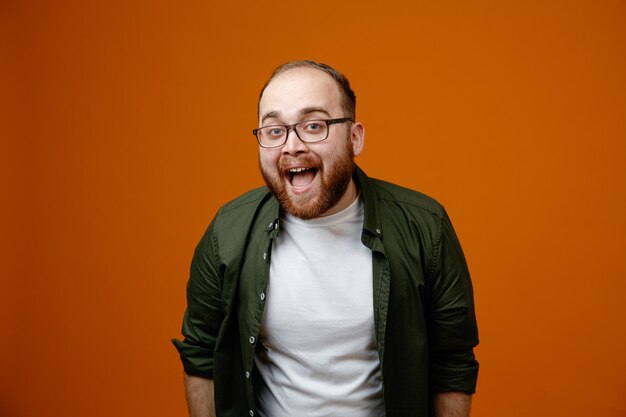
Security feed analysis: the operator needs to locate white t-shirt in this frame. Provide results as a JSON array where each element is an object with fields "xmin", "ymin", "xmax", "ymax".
[{"xmin": 254, "ymin": 196, "xmax": 384, "ymax": 417}]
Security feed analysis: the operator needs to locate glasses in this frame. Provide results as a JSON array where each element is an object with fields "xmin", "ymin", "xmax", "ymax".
[{"xmin": 252, "ymin": 117, "xmax": 354, "ymax": 148}]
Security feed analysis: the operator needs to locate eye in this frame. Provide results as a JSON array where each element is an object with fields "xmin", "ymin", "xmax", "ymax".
[
  {"xmin": 265, "ymin": 127, "xmax": 286, "ymax": 138},
  {"xmin": 303, "ymin": 121, "xmax": 322, "ymax": 132}
]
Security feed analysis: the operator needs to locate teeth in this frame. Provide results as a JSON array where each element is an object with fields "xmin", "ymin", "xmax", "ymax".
[{"xmin": 289, "ymin": 167, "xmax": 309, "ymax": 173}]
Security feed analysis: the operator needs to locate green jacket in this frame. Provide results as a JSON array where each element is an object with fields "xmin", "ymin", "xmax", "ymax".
[{"xmin": 173, "ymin": 165, "xmax": 479, "ymax": 417}]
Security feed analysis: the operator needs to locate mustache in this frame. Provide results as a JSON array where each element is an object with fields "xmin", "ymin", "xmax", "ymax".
[{"xmin": 278, "ymin": 155, "xmax": 322, "ymax": 172}]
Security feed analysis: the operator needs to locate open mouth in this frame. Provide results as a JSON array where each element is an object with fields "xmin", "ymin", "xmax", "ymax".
[{"xmin": 286, "ymin": 166, "xmax": 318, "ymax": 191}]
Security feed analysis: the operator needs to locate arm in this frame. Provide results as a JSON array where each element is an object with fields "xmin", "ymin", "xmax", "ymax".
[
  {"xmin": 172, "ymin": 220, "xmax": 224, "ymax": 412},
  {"xmin": 427, "ymin": 211, "xmax": 479, "ymax": 393},
  {"xmin": 184, "ymin": 373, "xmax": 216, "ymax": 417},
  {"xmin": 433, "ymin": 391, "xmax": 472, "ymax": 417}
]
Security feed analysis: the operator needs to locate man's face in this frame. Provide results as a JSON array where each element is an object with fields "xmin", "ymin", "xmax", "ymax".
[{"xmin": 258, "ymin": 68, "xmax": 363, "ymax": 220}]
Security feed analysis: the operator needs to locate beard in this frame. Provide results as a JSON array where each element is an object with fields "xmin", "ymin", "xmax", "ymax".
[{"xmin": 260, "ymin": 137, "xmax": 355, "ymax": 220}]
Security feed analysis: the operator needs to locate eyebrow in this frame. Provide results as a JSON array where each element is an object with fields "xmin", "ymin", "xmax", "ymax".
[
  {"xmin": 260, "ymin": 107, "xmax": 332, "ymax": 125},
  {"xmin": 300, "ymin": 107, "xmax": 331, "ymax": 117},
  {"xmin": 260, "ymin": 111, "xmax": 280, "ymax": 124}
]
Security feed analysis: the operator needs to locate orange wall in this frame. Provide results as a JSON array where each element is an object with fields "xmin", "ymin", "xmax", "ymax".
[{"xmin": 2, "ymin": 1, "xmax": 625, "ymax": 416}]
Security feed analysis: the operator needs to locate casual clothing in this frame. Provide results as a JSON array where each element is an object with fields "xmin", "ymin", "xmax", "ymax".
[
  {"xmin": 255, "ymin": 196, "xmax": 383, "ymax": 417},
  {"xmin": 173, "ymin": 165, "xmax": 479, "ymax": 417}
]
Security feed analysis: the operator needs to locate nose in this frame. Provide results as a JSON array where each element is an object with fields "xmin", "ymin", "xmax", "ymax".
[{"xmin": 281, "ymin": 128, "xmax": 309, "ymax": 155}]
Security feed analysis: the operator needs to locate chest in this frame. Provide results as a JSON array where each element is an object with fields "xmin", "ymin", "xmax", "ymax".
[{"xmin": 261, "ymin": 220, "xmax": 375, "ymax": 351}]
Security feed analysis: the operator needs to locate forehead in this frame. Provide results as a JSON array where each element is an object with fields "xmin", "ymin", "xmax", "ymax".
[{"xmin": 259, "ymin": 68, "xmax": 343, "ymax": 122}]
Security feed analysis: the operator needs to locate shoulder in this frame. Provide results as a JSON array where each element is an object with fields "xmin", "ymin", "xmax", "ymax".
[
  {"xmin": 365, "ymin": 176, "xmax": 446, "ymax": 220},
  {"xmin": 208, "ymin": 186, "xmax": 278, "ymax": 242},
  {"xmin": 218, "ymin": 186, "xmax": 273, "ymax": 215}
]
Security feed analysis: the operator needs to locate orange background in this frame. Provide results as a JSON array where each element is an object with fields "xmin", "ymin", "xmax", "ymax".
[{"xmin": 2, "ymin": 1, "xmax": 625, "ymax": 416}]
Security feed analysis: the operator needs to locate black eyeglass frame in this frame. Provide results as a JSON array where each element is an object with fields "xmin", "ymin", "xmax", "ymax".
[{"xmin": 252, "ymin": 117, "xmax": 354, "ymax": 148}]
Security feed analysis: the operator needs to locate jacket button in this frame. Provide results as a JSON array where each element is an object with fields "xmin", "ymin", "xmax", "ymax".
[
  {"xmin": 245, "ymin": 371, "xmax": 250, "ymax": 379},
  {"xmin": 249, "ymin": 336, "xmax": 255, "ymax": 344},
  {"xmin": 249, "ymin": 411, "xmax": 254, "ymax": 416},
  {"xmin": 262, "ymin": 252, "xmax": 267, "ymax": 260},
  {"xmin": 260, "ymin": 292, "xmax": 266, "ymax": 301},
  {"xmin": 376, "ymin": 228, "xmax": 381, "ymax": 234}
]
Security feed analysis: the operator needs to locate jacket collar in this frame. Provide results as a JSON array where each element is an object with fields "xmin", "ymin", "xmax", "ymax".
[{"xmin": 353, "ymin": 164, "xmax": 383, "ymax": 239}]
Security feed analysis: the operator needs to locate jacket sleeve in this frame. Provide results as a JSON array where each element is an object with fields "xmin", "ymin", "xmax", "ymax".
[
  {"xmin": 172, "ymin": 218, "xmax": 225, "ymax": 378},
  {"xmin": 426, "ymin": 210, "xmax": 479, "ymax": 394}
]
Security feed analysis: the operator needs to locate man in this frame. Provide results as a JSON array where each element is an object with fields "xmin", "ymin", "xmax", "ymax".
[{"xmin": 173, "ymin": 61, "xmax": 479, "ymax": 417}]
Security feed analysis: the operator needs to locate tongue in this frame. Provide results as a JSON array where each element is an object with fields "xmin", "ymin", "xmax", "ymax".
[{"xmin": 291, "ymin": 170, "xmax": 315, "ymax": 188}]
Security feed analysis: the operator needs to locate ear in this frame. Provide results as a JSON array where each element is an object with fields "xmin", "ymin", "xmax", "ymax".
[{"xmin": 350, "ymin": 122, "xmax": 365, "ymax": 156}]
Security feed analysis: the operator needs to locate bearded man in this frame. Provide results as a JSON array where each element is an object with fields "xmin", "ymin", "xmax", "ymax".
[{"xmin": 173, "ymin": 61, "xmax": 479, "ymax": 417}]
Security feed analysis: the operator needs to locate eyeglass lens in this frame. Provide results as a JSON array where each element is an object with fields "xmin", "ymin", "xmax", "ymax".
[{"xmin": 257, "ymin": 120, "xmax": 329, "ymax": 147}]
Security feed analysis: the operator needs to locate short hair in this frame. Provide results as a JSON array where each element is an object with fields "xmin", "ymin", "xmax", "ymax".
[{"xmin": 258, "ymin": 60, "xmax": 356, "ymax": 120}]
